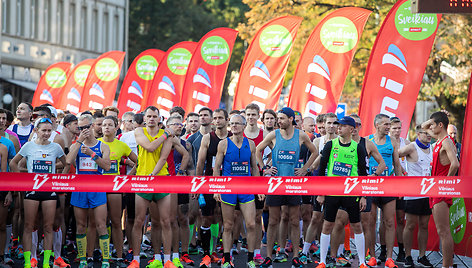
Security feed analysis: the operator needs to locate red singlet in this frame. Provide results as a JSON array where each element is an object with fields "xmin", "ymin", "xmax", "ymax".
[{"xmin": 430, "ymin": 135, "xmax": 454, "ymax": 208}]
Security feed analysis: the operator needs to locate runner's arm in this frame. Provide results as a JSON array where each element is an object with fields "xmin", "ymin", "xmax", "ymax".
[
  {"xmin": 173, "ymin": 138, "xmax": 190, "ymax": 173},
  {"xmin": 95, "ymin": 143, "xmax": 111, "ymax": 171},
  {"xmin": 185, "ymin": 142, "xmax": 196, "ymax": 175},
  {"xmin": 318, "ymin": 141, "xmax": 332, "ymax": 177},
  {"xmin": 213, "ymin": 140, "xmax": 227, "ymax": 176},
  {"xmin": 249, "ymin": 140, "xmax": 259, "ymax": 177},
  {"xmin": 135, "ymin": 127, "xmax": 171, "ymax": 152},
  {"xmin": 66, "ymin": 141, "xmax": 80, "ymax": 166},
  {"xmin": 367, "ymin": 141, "xmax": 386, "ymax": 176},
  {"xmin": 392, "ymin": 139, "xmax": 402, "ymax": 176},
  {"xmin": 196, "ymin": 134, "xmax": 210, "ymax": 176},
  {"xmin": 9, "ymin": 153, "xmax": 23, "ymax": 173},
  {"xmin": 126, "ymin": 151, "xmax": 138, "ymax": 175},
  {"xmin": 296, "ymin": 132, "xmax": 317, "ymax": 175},
  {"xmin": 0, "ymin": 144, "xmax": 7, "ymax": 172},
  {"xmin": 150, "ymin": 137, "xmax": 173, "ymax": 176},
  {"xmin": 444, "ymin": 139, "xmax": 459, "ymax": 176},
  {"xmin": 357, "ymin": 144, "xmax": 368, "ymax": 176}
]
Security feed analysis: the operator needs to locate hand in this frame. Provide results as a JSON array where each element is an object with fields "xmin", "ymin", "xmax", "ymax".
[
  {"xmin": 165, "ymin": 127, "xmax": 175, "ymax": 137},
  {"xmin": 316, "ymin": 195, "xmax": 325, "ymax": 205},
  {"xmin": 214, "ymin": 194, "xmax": 222, "ymax": 202},
  {"xmin": 294, "ymin": 168, "xmax": 307, "ymax": 176},
  {"xmin": 81, "ymin": 146, "xmax": 93, "ymax": 156},
  {"xmin": 359, "ymin": 197, "xmax": 366, "ymax": 211},
  {"xmin": 191, "ymin": 194, "xmax": 198, "ymax": 200},
  {"xmin": 263, "ymin": 166, "xmax": 277, "ymax": 176},
  {"xmin": 4, "ymin": 192, "xmax": 12, "ymax": 207},
  {"xmin": 78, "ymin": 129, "xmax": 90, "ymax": 142},
  {"xmin": 257, "ymin": 194, "xmax": 266, "ymax": 201}
]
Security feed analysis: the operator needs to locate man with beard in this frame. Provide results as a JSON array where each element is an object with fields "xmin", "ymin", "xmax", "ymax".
[{"xmin": 9, "ymin": 102, "xmax": 34, "ymax": 146}]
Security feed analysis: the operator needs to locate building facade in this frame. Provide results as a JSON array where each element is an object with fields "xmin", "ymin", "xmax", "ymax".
[{"xmin": 0, "ymin": 0, "xmax": 128, "ymax": 111}]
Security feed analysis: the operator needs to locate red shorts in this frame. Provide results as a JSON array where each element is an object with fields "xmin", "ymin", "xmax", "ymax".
[{"xmin": 429, "ymin": 197, "xmax": 453, "ymax": 208}]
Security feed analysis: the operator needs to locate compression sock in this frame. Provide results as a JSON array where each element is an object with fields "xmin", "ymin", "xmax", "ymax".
[
  {"xmin": 43, "ymin": 250, "xmax": 52, "ymax": 267},
  {"xmin": 5, "ymin": 224, "xmax": 12, "ymax": 255},
  {"xmin": 32, "ymin": 230, "xmax": 38, "ymax": 259},
  {"xmin": 354, "ymin": 233, "xmax": 365, "ymax": 265},
  {"xmin": 200, "ymin": 226, "xmax": 211, "ymax": 256},
  {"xmin": 76, "ymin": 234, "xmax": 87, "ymax": 261},
  {"xmin": 53, "ymin": 228, "xmax": 62, "ymax": 259},
  {"xmin": 24, "ymin": 251, "xmax": 31, "ymax": 266},
  {"xmin": 320, "ymin": 233, "xmax": 330, "ymax": 264},
  {"xmin": 344, "ymin": 225, "xmax": 351, "ymax": 251},
  {"xmin": 210, "ymin": 223, "xmax": 219, "ymax": 252},
  {"xmin": 98, "ymin": 234, "xmax": 110, "ymax": 261},
  {"xmin": 189, "ymin": 224, "xmax": 195, "ymax": 247}
]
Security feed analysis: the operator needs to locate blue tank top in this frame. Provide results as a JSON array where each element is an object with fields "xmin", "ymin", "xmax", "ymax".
[
  {"xmin": 173, "ymin": 139, "xmax": 187, "ymax": 174},
  {"xmin": 222, "ymin": 137, "xmax": 251, "ymax": 176},
  {"xmin": 368, "ymin": 134, "xmax": 394, "ymax": 175},
  {"xmin": 76, "ymin": 141, "xmax": 103, "ymax": 175},
  {"xmin": 12, "ymin": 124, "xmax": 33, "ymax": 146},
  {"xmin": 272, "ymin": 129, "xmax": 300, "ymax": 176}
]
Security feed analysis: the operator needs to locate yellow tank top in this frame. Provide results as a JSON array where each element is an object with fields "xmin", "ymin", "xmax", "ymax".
[{"xmin": 136, "ymin": 128, "xmax": 169, "ymax": 176}]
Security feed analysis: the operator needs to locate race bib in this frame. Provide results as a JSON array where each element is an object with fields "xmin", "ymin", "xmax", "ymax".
[
  {"xmin": 332, "ymin": 161, "xmax": 352, "ymax": 176},
  {"xmin": 32, "ymin": 160, "xmax": 53, "ymax": 173},
  {"xmin": 231, "ymin": 161, "xmax": 249, "ymax": 175},
  {"xmin": 295, "ymin": 159, "xmax": 304, "ymax": 169},
  {"xmin": 277, "ymin": 150, "xmax": 296, "ymax": 163},
  {"xmin": 79, "ymin": 157, "xmax": 98, "ymax": 172},
  {"xmin": 104, "ymin": 160, "xmax": 118, "ymax": 174},
  {"xmin": 371, "ymin": 166, "xmax": 388, "ymax": 176}
]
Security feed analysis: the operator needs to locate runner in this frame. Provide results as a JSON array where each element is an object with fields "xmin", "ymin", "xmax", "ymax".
[
  {"xmin": 10, "ymin": 118, "xmax": 67, "ymax": 268},
  {"xmin": 389, "ymin": 117, "xmax": 409, "ymax": 263},
  {"xmin": 99, "ymin": 116, "xmax": 137, "ymax": 268},
  {"xmin": 447, "ymin": 124, "xmax": 461, "ymax": 162},
  {"xmin": 66, "ymin": 114, "xmax": 111, "ymax": 268},
  {"xmin": 315, "ymin": 116, "xmax": 368, "ymax": 268},
  {"xmin": 315, "ymin": 114, "xmax": 326, "ymax": 137},
  {"xmin": 213, "ymin": 114, "xmax": 262, "ymax": 268},
  {"xmin": 184, "ymin": 113, "xmax": 200, "ymax": 140},
  {"xmin": 59, "ymin": 114, "xmax": 79, "ymax": 155},
  {"xmin": 127, "ymin": 106, "xmax": 176, "ymax": 268},
  {"xmin": 92, "ymin": 112, "xmax": 105, "ymax": 139},
  {"xmin": 0, "ymin": 109, "xmax": 20, "ymax": 153},
  {"xmin": 367, "ymin": 114, "xmax": 402, "ymax": 268},
  {"xmin": 398, "ymin": 125, "xmax": 434, "ymax": 268},
  {"xmin": 0, "ymin": 143, "xmax": 12, "ymax": 265},
  {"xmin": 9, "ymin": 102, "xmax": 34, "ymax": 146},
  {"xmin": 422, "ymin": 111, "xmax": 459, "ymax": 268},
  {"xmin": 196, "ymin": 109, "xmax": 231, "ymax": 268},
  {"xmin": 256, "ymin": 107, "xmax": 317, "ymax": 268}
]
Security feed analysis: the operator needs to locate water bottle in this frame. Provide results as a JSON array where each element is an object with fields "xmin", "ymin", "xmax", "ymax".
[{"xmin": 198, "ymin": 194, "xmax": 206, "ymax": 208}]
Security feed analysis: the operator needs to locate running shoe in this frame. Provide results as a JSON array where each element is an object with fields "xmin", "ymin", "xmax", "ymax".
[
  {"xmin": 316, "ymin": 262, "xmax": 326, "ymax": 268},
  {"xmin": 140, "ymin": 251, "xmax": 148, "ymax": 259},
  {"xmin": 247, "ymin": 260, "xmax": 256, "ymax": 268},
  {"xmin": 259, "ymin": 257, "xmax": 273, "ymax": 268},
  {"xmin": 299, "ymin": 252, "xmax": 309, "ymax": 264},
  {"xmin": 254, "ymin": 254, "xmax": 265, "ymax": 265},
  {"xmin": 101, "ymin": 261, "xmax": 110, "ymax": 268},
  {"xmin": 285, "ymin": 241, "xmax": 293, "ymax": 253},
  {"xmin": 221, "ymin": 261, "xmax": 234, "ymax": 268},
  {"xmin": 17, "ymin": 246, "xmax": 24, "ymax": 259},
  {"xmin": 172, "ymin": 257, "xmax": 183, "ymax": 268},
  {"xmin": 147, "ymin": 259, "xmax": 164, "ymax": 268},
  {"xmin": 367, "ymin": 256, "xmax": 378, "ymax": 267},
  {"xmin": 359, "ymin": 264, "xmax": 369, "ymax": 268},
  {"xmin": 78, "ymin": 260, "xmax": 88, "ymax": 268},
  {"xmin": 180, "ymin": 254, "xmax": 194, "ymax": 266},
  {"xmin": 385, "ymin": 258, "xmax": 398, "ymax": 268},
  {"xmin": 53, "ymin": 257, "xmax": 71, "ymax": 268},
  {"xmin": 210, "ymin": 252, "xmax": 220, "ymax": 264},
  {"xmin": 417, "ymin": 255, "xmax": 433, "ymax": 268},
  {"xmin": 199, "ymin": 255, "xmax": 211, "ymax": 268},
  {"xmin": 127, "ymin": 260, "xmax": 140, "ymax": 268},
  {"xmin": 291, "ymin": 256, "xmax": 304, "ymax": 268},
  {"xmin": 396, "ymin": 250, "xmax": 406, "ymax": 263},
  {"xmin": 164, "ymin": 260, "xmax": 177, "ymax": 268},
  {"xmin": 188, "ymin": 244, "xmax": 199, "ymax": 255},
  {"xmin": 310, "ymin": 243, "xmax": 319, "ymax": 253},
  {"xmin": 404, "ymin": 256, "xmax": 414, "ymax": 268},
  {"xmin": 87, "ymin": 258, "xmax": 94, "ymax": 268},
  {"xmin": 4, "ymin": 254, "xmax": 14, "ymax": 265},
  {"xmin": 272, "ymin": 245, "xmax": 279, "ymax": 255},
  {"xmin": 125, "ymin": 250, "xmax": 134, "ymax": 263},
  {"xmin": 326, "ymin": 256, "xmax": 337, "ymax": 268},
  {"xmin": 336, "ymin": 254, "xmax": 351, "ymax": 267},
  {"xmin": 241, "ymin": 239, "xmax": 248, "ymax": 253},
  {"xmin": 313, "ymin": 247, "xmax": 321, "ymax": 258},
  {"xmin": 31, "ymin": 258, "xmax": 38, "ymax": 268},
  {"xmin": 274, "ymin": 250, "xmax": 288, "ymax": 263},
  {"xmin": 115, "ymin": 258, "xmax": 128, "ymax": 268}
]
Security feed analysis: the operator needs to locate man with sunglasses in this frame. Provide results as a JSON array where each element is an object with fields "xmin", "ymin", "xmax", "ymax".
[
  {"xmin": 66, "ymin": 114, "xmax": 111, "ymax": 268},
  {"xmin": 29, "ymin": 107, "xmax": 65, "ymax": 150},
  {"xmin": 8, "ymin": 102, "xmax": 34, "ymax": 146},
  {"xmin": 398, "ymin": 125, "xmax": 434, "ymax": 268}
]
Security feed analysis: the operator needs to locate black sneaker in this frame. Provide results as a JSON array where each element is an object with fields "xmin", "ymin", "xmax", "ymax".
[
  {"xmin": 291, "ymin": 257, "xmax": 304, "ymax": 268},
  {"xmin": 404, "ymin": 256, "xmax": 414, "ymax": 268},
  {"xmin": 260, "ymin": 257, "xmax": 273, "ymax": 268},
  {"xmin": 93, "ymin": 249, "xmax": 102, "ymax": 262},
  {"xmin": 417, "ymin": 255, "xmax": 433, "ymax": 268},
  {"xmin": 396, "ymin": 250, "xmax": 406, "ymax": 263}
]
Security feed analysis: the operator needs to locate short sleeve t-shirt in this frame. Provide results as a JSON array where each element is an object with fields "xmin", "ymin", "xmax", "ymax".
[
  {"xmin": 0, "ymin": 136, "xmax": 16, "ymax": 160},
  {"xmin": 98, "ymin": 138, "xmax": 132, "ymax": 175},
  {"xmin": 19, "ymin": 141, "xmax": 64, "ymax": 173}
]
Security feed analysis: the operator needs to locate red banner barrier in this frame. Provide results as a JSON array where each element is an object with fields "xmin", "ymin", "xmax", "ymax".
[{"xmin": 0, "ymin": 173, "xmax": 468, "ymax": 197}]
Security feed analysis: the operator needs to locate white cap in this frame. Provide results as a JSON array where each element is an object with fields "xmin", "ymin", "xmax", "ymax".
[{"xmin": 48, "ymin": 106, "xmax": 58, "ymax": 117}]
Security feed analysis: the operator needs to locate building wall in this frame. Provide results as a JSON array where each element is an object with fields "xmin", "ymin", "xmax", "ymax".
[{"xmin": 0, "ymin": 0, "xmax": 128, "ymax": 110}]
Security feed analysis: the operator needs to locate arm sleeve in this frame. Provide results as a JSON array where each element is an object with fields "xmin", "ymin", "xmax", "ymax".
[
  {"xmin": 357, "ymin": 143, "xmax": 368, "ymax": 176},
  {"xmin": 318, "ymin": 141, "xmax": 332, "ymax": 177}
]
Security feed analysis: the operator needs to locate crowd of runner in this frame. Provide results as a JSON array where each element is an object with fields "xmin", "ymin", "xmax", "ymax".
[{"xmin": 0, "ymin": 102, "xmax": 461, "ymax": 268}]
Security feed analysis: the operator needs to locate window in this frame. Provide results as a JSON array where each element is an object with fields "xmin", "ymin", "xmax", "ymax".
[
  {"xmin": 16, "ymin": 0, "xmax": 23, "ymax": 36},
  {"xmin": 70, "ymin": 3, "xmax": 75, "ymax": 46},
  {"xmin": 1, "ymin": 0, "xmax": 7, "ymax": 33},
  {"xmin": 104, "ymin": 11, "xmax": 109, "ymax": 51},
  {"xmin": 91, "ymin": 8, "xmax": 97, "ymax": 50},
  {"xmin": 31, "ymin": 0, "xmax": 36, "ymax": 38},
  {"xmin": 80, "ymin": 5, "xmax": 85, "ymax": 48},
  {"xmin": 44, "ymin": 0, "xmax": 49, "ymax": 41},
  {"xmin": 57, "ymin": 0, "xmax": 62, "ymax": 43}
]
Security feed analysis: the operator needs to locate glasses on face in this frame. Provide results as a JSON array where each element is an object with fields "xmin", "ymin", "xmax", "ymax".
[
  {"xmin": 168, "ymin": 123, "xmax": 184, "ymax": 127},
  {"xmin": 229, "ymin": 122, "xmax": 244, "ymax": 126},
  {"xmin": 78, "ymin": 124, "xmax": 92, "ymax": 131},
  {"xmin": 356, "ymin": 123, "xmax": 362, "ymax": 127},
  {"xmin": 123, "ymin": 119, "xmax": 133, "ymax": 123}
]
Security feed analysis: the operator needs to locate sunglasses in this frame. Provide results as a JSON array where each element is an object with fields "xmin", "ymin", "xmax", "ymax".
[
  {"xmin": 229, "ymin": 122, "xmax": 244, "ymax": 126},
  {"xmin": 37, "ymin": 118, "xmax": 52, "ymax": 124},
  {"xmin": 168, "ymin": 123, "xmax": 184, "ymax": 127},
  {"xmin": 78, "ymin": 124, "xmax": 92, "ymax": 131},
  {"xmin": 32, "ymin": 113, "xmax": 48, "ymax": 119}
]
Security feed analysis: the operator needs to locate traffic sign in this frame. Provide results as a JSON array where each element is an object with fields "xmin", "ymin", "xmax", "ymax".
[{"xmin": 336, "ymin": 103, "xmax": 347, "ymax": 119}]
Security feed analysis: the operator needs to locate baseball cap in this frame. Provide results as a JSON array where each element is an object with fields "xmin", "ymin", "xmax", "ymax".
[
  {"xmin": 48, "ymin": 106, "xmax": 58, "ymax": 117},
  {"xmin": 278, "ymin": 107, "xmax": 297, "ymax": 125},
  {"xmin": 63, "ymin": 114, "xmax": 78, "ymax": 126},
  {"xmin": 334, "ymin": 116, "xmax": 356, "ymax": 127}
]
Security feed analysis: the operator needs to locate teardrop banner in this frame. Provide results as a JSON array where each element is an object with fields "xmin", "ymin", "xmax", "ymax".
[
  {"xmin": 32, "ymin": 62, "xmax": 72, "ymax": 107},
  {"xmin": 56, "ymin": 59, "xmax": 96, "ymax": 115},
  {"xmin": 288, "ymin": 8, "xmax": 371, "ymax": 118},
  {"xmin": 79, "ymin": 51, "xmax": 126, "ymax": 111},
  {"xmin": 358, "ymin": 0, "xmax": 441, "ymax": 137},
  {"xmin": 144, "ymin": 42, "xmax": 197, "ymax": 119},
  {"xmin": 232, "ymin": 16, "xmax": 303, "ymax": 111},
  {"xmin": 180, "ymin": 28, "xmax": 238, "ymax": 113},
  {"xmin": 116, "ymin": 49, "xmax": 166, "ymax": 116}
]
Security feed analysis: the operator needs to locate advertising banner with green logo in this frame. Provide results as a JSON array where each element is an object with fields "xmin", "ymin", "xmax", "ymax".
[
  {"xmin": 79, "ymin": 51, "xmax": 125, "ymax": 112},
  {"xmin": 32, "ymin": 62, "xmax": 72, "ymax": 107},
  {"xmin": 144, "ymin": 42, "xmax": 197, "ymax": 119},
  {"xmin": 232, "ymin": 16, "xmax": 302, "ymax": 111},
  {"xmin": 116, "ymin": 49, "xmax": 165, "ymax": 116},
  {"xmin": 287, "ymin": 7, "xmax": 371, "ymax": 119},
  {"xmin": 358, "ymin": 0, "xmax": 441, "ymax": 138},
  {"xmin": 180, "ymin": 28, "xmax": 238, "ymax": 113},
  {"xmin": 57, "ymin": 59, "xmax": 97, "ymax": 115}
]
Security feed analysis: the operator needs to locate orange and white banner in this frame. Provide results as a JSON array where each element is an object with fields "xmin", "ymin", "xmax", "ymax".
[
  {"xmin": 32, "ymin": 62, "xmax": 72, "ymax": 107},
  {"xmin": 232, "ymin": 16, "xmax": 302, "ymax": 111},
  {"xmin": 288, "ymin": 8, "xmax": 371, "ymax": 118}
]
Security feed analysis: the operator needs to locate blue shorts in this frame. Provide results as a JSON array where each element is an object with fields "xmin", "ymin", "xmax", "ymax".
[
  {"xmin": 71, "ymin": 192, "xmax": 107, "ymax": 209},
  {"xmin": 221, "ymin": 194, "xmax": 254, "ymax": 206}
]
